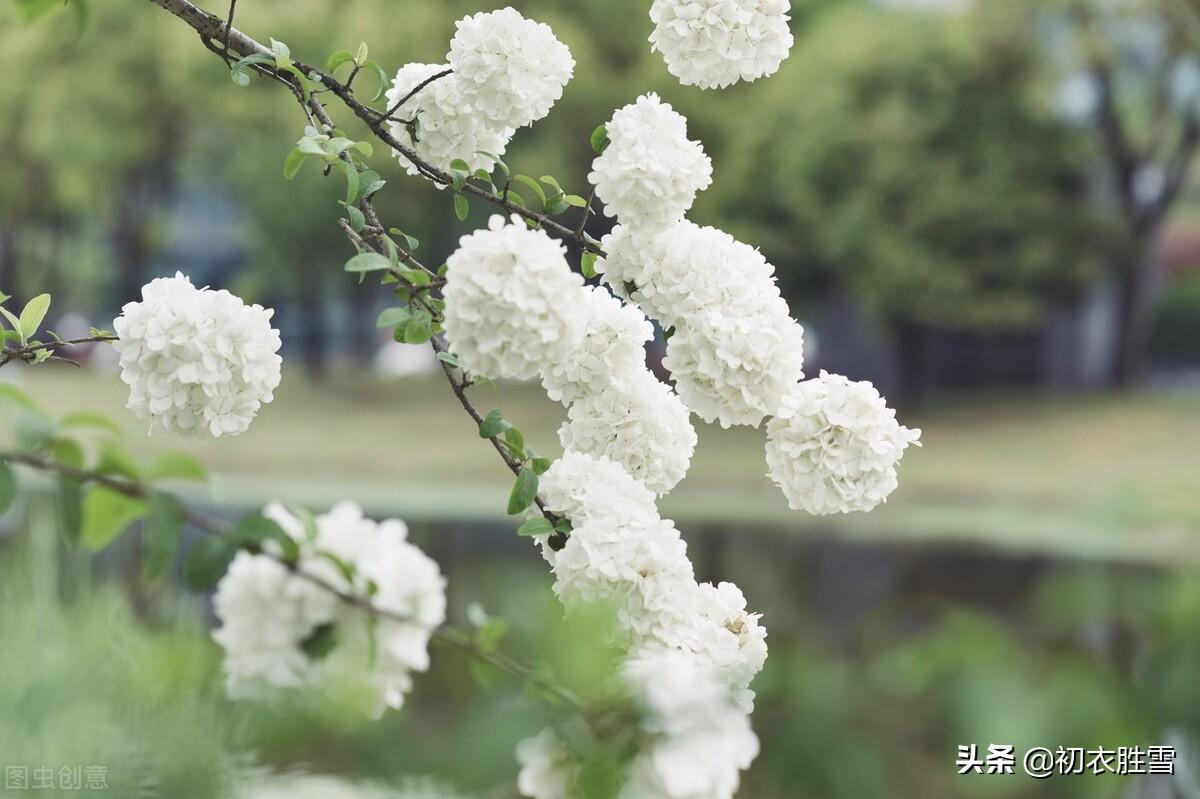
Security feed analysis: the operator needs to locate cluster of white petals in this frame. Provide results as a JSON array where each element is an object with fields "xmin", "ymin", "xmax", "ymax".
[
  {"xmin": 515, "ymin": 728, "xmax": 579, "ymax": 799},
  {"xmin": 665, "ymin": 306, "xmax": 805, "ymax": 428},
  {"xmin": 386, "ymin": 8, "xmax": 573, "ymax": 176},
  {"xmin": 649, "ymin": 581, "xmax": 768, "ymax": 712},
  {"xmin": 112, "ymin": 272, "xmax": 281, "ymax": 437},
  {"xmin": 558, "ymin": 371, "xmax": 697, "ymax": 495},
  {"xmin": 588, "ymin": 94, "xmax": 712, "ymax": 229},
  {"xmin": 540, "ymin": 286, "xmax": 653, "ymax": 405},
  {"xmin": 649, "ymin": 0, "xmax": 794, "ymax": 89},
  {"xmin": 449, "ymin": 8, "xmax": 575, "ymax": 130},
  {"xmin": 599, "ymin": 222, "xmax": 782, "ymax": 328},
  {"xmin": 765, "ymin": 371, "xmax": 922, "ymax": 514},
  {"xmin": 443, "ymin": 215, "xmax": 585, "ymax": 380},
  {"xmin": 618, "ymin": 650, "xmax": 760, "ymax": 799},
  {"xmin": 385, "ymin": 63, "xmax": 513, "ymax": 178},
  {"xmin": 213, "ymin": 502, "xmax": 446, "ymax": 718}
]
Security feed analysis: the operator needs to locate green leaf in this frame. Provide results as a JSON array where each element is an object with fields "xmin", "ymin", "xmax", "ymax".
[
  {"xmin": 355, "ymin": 41, "xmax": 369, "ymax": 65},
  {"xmin": 565, "ymin": 194, "xmax": 588, "ymax": 208},
  {"xmin": 234, "ymin": 513, "xmax": 299, "ymax": 563},
  {"xmin": 450, "ymin": 158, "xmax": 470, "ymax": 173},
  {"xmin": 0, "ymin": 461, "xmax": 16, "ymax": 516},
  {"xmin": 581, "ymin": 251, "xmax": 599, "ymax": 279},
  {"xmin": 507, "ymin": 467, "xmax": 538, "ymax": 515},
  {"xmin": 18, "ymin": 294, "xmax": 50, "ymax": 339},
  {"xmin": 58, "ymin": 478, "xmax": 82, "ymax": 545},
  {"xmin": 338, "ymin": 160, "xmax": 360, "ymax": 206},
  {"xmin": 0, "ymin": 383, "xmax": 39, "ymax": 411},
  {"xmin": 363, "ymin": 59, "xmax": 390, "ymax": 102},
  {"xmin": 59, "ymin": 410, "xmax": 121, "ymax": 434},
  {"xmin": 270, "ymin": 37, "xmax": 292, "ymax": 68},
  {"xmin": 539, "ymin": 175, "xmax": 563, "ymax": 193},
  {"xmin": 478, "ymin": 409, "xmax": 510, "ymax": 439},
  {"xmin": 503, "ymin": 426, "xmax": 525, "ymax": 454},
  {"xmin": 0, "ymin": 306, "xmax": 25, "ymax": 343},
  {"xmin": 590, "ymin": 124, "xmax": 609, "ymax": 154},
  {"xmin": 15, "ymin": 411, "xmax": 56, "ymax": 451},
  {"xmin": 531, "ymin": 457, "xmax": 552, "ymax": 475},
  {"xmin": 145, "ymin": 452, "xmax": 208, "ymax": 483},
  {"xmin": 95, "ymin": 443, "xmax": 141, "ymax": 481},
  {"xmin": 326, "ymin": 50, "xmax": 355, "ymax": 73},
  {"xmin": 50, "ymin": 438, "xmax": 84, "ymax": 470},
  {"xmin": 344, "ymin": 203, "xmax": 366, "ymax": 232},
  {"xmin": 283, "ymin": 147, "xmax": 306, "ymax": 180},
  {"xmin": 143, "ymin": 491, "xmax": 184, "ymax": 581},
  {"xmin": 183, "ymin": 536, "xmax": 235, "ymax": 592},
  {"xmin": 435, "ymin": 351, "xmax": 459, "ymax": 368},
  {"xmin": 516, "ymin": 516, "xmax": 554, "ymax": 537},
  {"xmin": 301, "ymin": 622, "xmax": 339, "ymax": 661},
  {"xmin": 353, "ymin": 140, "xmax": 374, "ymax": 158},
  {"xmin": 376, "ymin": 307, "xmax": 411, "ymax": 328},
  {"xmin": 81, "ymin": 487, "xmax": 146, "ymax": 552},
  {"xmin": 344, "ymin": 252, "xmax": 392, "ymax": 273},
  {"xmin": 512, "ymin": 174, "xmax": 547, "ymax": 207},
  {"xmin": 453, "ymin": 192, "xmax": 469, "ymax": 221}
]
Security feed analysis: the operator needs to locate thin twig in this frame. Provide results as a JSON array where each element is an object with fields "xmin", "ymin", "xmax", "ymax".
[
  {"xmin": 0, "ymin": 334, "xmax": 117, "ymax": 368},
  {"xmin": 379, "ymin": 67, "xmax": 452, "ymax": 122},
  {"xmin": 0, "ymin": 449, "xmax": 585, "ymax": 712}
]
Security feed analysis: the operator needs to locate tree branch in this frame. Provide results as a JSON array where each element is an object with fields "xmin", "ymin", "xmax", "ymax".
[
  {"xmin": 0, "ymin": 334, "xmax": 117, "ymax": 368},
  {"xmin": 0, "ymin": 449, "xmax": 585, "ymax": 712}
]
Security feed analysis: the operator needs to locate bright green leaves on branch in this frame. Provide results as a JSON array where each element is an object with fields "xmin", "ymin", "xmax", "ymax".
[
  {"xmin": 0, "ymin": 292, "xmax": 55, "ymax": 361},
  {"xmin": 326, "ymin": 42, "xmax": 389, "ymax": 101},
  {"xmin": 590, "ymin": 124, "xmax": 610, "ymax": 155},
  {"xmin": 476, "ymin": 409, "xmax": 551, "ymax": 518}
]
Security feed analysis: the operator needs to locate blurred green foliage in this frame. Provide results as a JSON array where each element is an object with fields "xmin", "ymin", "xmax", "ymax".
[
  {"xmin": 1148, "ymin": 273, "xmax": 1200, "ymax": 366},
  {"xmin": 0, "ymin": 0, "xmax": 1115, "ymax": 350}
]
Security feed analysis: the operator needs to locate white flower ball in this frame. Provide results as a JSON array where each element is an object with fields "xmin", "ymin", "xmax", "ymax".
[
  {"xmin": 664, "ymin": 307, "xmax": 805, "ymax": 428},
  {"xmin": 588, "ymin": 94, "xmax": 712, "ymax": 229},
  {"xmin": 558, "ymin": 371, "xmax": 697, "ymax": 495},
  {"xmin": 515, "ymin": 728, "xmax": 578, "ymax": 799},
  {"xmin": 385, "ymin": 63, "xmax": 513, "ymax": 178},
  {"xmin": 538, "ymin": 451, "xmax": 659, "ymax": 526},
  {"xmin": 649, "ymin": 0, "xmax": 794, "ymax": 90},
  {"xmin": 651, "ymin": 581, "xmax": 767, "ymax": 712},
  {"xmin": 443, "ymin": 215, "xmax": 586, "ymax": 380},
  {"xmin": 618, "ymin": 649, "xmax": 760, "ymax": 799},
  {"xmin": 599, "ymin": 221, "xmax": 783, "ymax": 328},
  {"xmin": 213, "ymin": 502, "xmax": 446, "ymax": 718},
  {"xmin": 548, "ymin": 512, "xmax": 697, "ymax": 644},
  {"xmin": 448, "ymin": 7, "xmax": 575, "ymax": 130},
  {"xmin": 765, "ymin": 371, "xmax": 922, "ymax": 514},
  {"xmin": 113, "ymin": 272, "xmax": 281, "ymax": 437},
  {"xmin": 541, "ymin": 285, "xmax": 653, "ymax": 405}
]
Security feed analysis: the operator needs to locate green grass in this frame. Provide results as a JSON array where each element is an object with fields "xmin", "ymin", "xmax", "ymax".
[{"xmin": 10, "ymin": 368, "xmax": 1200, "ymax": 562}]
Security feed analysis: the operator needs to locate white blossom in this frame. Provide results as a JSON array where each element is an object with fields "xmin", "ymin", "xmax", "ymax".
[
  {"xmin": 443, "ymin": 215, "xmax": 586, "ymax": 380},
  {"xmin": 649, "ymin": 582, "xmax": 767, "ymax": 712},
  {"xmin": 212, "ymin": 502, "xmax": 446, "ymax": 718},
  {"xmin": 558, "ymin": 370, "xmax": 697, "ymax": 495},
  {"xmin": 599, "ymin": 221, "xmax": 783, "ymax": 329},
  {"xmin": 384, "ymin": 63, "xmax": 513, "ymax": 178},
  {"xmin": 588, "ymin": 94, "xmax": 712, "ymax": 229},
  {"xmin": 113, "ymin": 272, "xmax": 281, "ymax": 437},
  {"xmin": 540, "ymin": 286, "xmax": 653, "ymax": 405},
  {"xmin": 448, "ymin": 7, "xmax": 575, "ymax": 130},
  {"xmin": 765, "ymin": 371, "xmax": 922, "ymax": 514},
  {"xmin": 664, "ymin": 306, "xmax": 806, "ymax": 428},
  {"xmin": 649, "ymin": 0, "xmax": 794, "ymax": 90},
  {"xmin": 619, "ymin": 650, "xmax": 759, "ymax": 799},
  {"xmin": 516, "ymin": 728, "xmax": 578, "ymax": 799},
  {"xmin": 538, "ymin": 451, "xmax": 659, "ymax": 527}
]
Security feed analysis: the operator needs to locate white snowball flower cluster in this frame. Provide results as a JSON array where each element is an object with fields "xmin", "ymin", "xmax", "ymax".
[
  {"xmin": 443, "ymin": 215, "xmax": 585, "ymax": 381},
  {"xmin": 588, "ymin": 94, "xmax": 712, "ymax": 229},
  {"xmin": 112, "ymin": 272, "xmax": 281, "ymax": 437},
  {"xmin": 618, "ymin": 650, "xmax": 760, "ymax": 799},
  {"xmin": 448, "ymin": 8, "xmax": 575, "ymax": 130},
  {"xmin": 385, "ymin": 63, "xmax": 513, "ymax": 178},
  {"xmin": 649, "ymin": 0, "xmax": 794, "ymax": 89},
  {"xmin": 386, "ymin": 8, "xmax": 573, "ymax": 175},
  {"xmin": 540, "ymin": 286, "xmax": 653, "ymax": 405},
  {"xmin": 213, "ymin": 502, "xmax": 446, "ymax": 719},
  {"xmin": 558, "ymin": 371, "xmax": 696, "ymax": 495},
  {"xmin": 765, "ymin": 371, "xmax": 922, "ymax": 514}
]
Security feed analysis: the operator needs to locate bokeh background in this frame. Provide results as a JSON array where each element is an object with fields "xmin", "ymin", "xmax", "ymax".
[{"xmin": 2, "ymin": 0, "xmax": 1200, "ymax": 796}]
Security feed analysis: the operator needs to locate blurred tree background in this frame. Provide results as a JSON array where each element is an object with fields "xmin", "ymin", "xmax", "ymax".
[{"xmin": 5, "ymin": 0, "xmax": 1199, "ymax": 389}]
